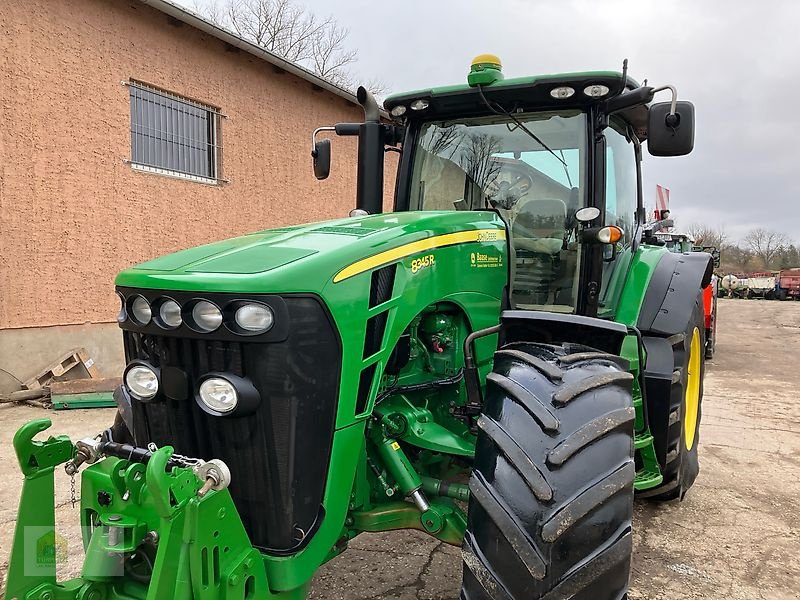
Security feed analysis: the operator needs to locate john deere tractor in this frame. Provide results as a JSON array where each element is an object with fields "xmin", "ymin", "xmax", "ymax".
[{"xmin": 7, "ymin": 56, "xmax": 710, "ymax": 600}]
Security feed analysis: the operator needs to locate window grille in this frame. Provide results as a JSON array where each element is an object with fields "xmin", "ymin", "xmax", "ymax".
[{"xmin": 128, "ymin": 81, "xmax": 223, "ymax": 183}]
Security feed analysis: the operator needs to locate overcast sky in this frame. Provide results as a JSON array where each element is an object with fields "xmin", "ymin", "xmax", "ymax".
[{"xmin": 184, "ymin": 0, "xmax": 799, "ymax": 243}]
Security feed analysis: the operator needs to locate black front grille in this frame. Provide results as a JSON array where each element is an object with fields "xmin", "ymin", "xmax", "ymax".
[{"xmin": 123, "ymin": 296, "xmax": 341, "ymax": 553}]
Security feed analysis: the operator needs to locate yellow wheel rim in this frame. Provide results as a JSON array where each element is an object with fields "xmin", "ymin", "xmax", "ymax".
[{"xmin": 684, "ymin": 328, "xmax": 702, "ymax": 451}]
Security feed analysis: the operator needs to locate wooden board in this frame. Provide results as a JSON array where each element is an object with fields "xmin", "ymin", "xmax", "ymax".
[{"xmin": 49, "ymin": 377, "xmax": 121, "ymax": 396}]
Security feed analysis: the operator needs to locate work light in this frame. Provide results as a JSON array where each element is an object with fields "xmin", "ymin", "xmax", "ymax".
[
  {"xmin": 234, "ymin": 303, "xmax": 274, "ymax": 333},
  {"xmin": 191, "ymin": 300, "xmax": 223, "ymax": 332},
  {"xmin": 550, "ymin": 86, "xmax": 575, "ymax": 99},
  {"xmin": 584, "ymin": 84, "xmax": 610, "ymax": 98},
  {"xmin": 158, "ymin": 299, "xmax": 182, "ymax": 328},
  {"xmin": 130, "ymin": 295, "xmax": 152, "ymax": 324}
]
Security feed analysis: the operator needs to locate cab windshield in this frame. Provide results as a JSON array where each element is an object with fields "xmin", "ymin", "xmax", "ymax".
[{"xmin": 408, "ymin": 110, "xmax": 587, "ymax": 312}]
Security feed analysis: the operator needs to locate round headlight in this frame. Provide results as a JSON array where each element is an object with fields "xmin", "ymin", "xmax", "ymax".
[
  {"xmin": 158, "ymin": 299, "xmax": 182, "ymax": 328},
  {"xmin": 117, "ymin": 292, "xmax": 127, "ymax": 323},
  {"xmin": 192, "ymin": 301, "xmax": 222, "ymax": 332},
  {"xmin": 390, "ymin": 105, "xmax": 407, "ymax": 117},
  {"xmin": 131, "ymin": 296, "xmax": 152, "ymax": 324},
  {"xmin": 125, "ymin": 365, "xmax": 159, "ymax": 399},
  {"xmin": 199, "ymin": 377, "xmax": 238, "ymax": 414},
  {"xmin": 235, "ymin": 303, "xmax": 274, "ymax": 333},
  {"xmin": 410, "ymin": 99, "xmax": 429, "ymax": 111}
]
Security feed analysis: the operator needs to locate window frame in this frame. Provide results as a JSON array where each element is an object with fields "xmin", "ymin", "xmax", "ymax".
[{"xmin": 126, "ymin": 80, "xmax": 224, "ymax": 185}]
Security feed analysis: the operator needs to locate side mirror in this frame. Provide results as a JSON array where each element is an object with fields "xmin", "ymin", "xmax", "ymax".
[
  {"xmin": 647, "ymin": 101, "xmax": 695, "ymax": 157},
  {"xmin": 647, "ymin": 218, "xmax": 674, "ymax": 235},
  {"xmin": 312, "ymin": 139, "xmax": 331, "ymax": 180}
]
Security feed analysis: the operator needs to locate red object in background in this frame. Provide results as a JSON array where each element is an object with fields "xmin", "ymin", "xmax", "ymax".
[
  {"xmin": 703, "ymin": 283, "xmax": 714, "ymax": 329},
  {"xmin": 702, "ymin": 275, "xmax": 719, "ymax": 359},
  {"xmin": 778, "ymin": 269, "xmax": 800, "ymax": 298},
  {"xmin": 654, "ymin": 185, "xmax": 670, "ymax": 221}
]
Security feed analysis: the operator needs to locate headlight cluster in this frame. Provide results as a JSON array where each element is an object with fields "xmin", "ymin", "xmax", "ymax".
[
  {"xmin": 117, "ymin": 294, "xmax": 275, "ymax": 335},
  {"xmin": 123, "ymin": 361, "xmax": 259, "ymax": 418}
]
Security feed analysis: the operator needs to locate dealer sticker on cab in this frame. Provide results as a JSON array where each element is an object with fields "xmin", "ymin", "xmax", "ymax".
[{"xmin": 470, "ymin": 252, "xmax": 503, "ymax": 268}]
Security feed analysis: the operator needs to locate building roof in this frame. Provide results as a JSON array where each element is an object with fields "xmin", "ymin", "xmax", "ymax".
[{"xmin": 137, "ymin": 0, "xmax": 360, "ymax": 107}]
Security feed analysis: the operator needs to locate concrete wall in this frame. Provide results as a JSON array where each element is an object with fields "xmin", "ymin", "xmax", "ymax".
[
  {"xmin": 0, "ymin": 0, "xmax": 396, "ymax": 389},
  {"xmin": 0, "ymin": 323, "xmax": 125, "ymax": 387}
]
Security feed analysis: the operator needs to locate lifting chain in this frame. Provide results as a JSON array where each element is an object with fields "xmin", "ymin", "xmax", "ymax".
[
  {"xmin": 70, "ymin": 471, "xmax": 78, "ymax": 508},
  {"xmin": 147, "ymin": 442, "xmax": 204, "ymax": 469}
]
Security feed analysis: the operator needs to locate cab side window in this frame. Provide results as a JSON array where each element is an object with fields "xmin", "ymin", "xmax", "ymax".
[
  {"xmin": 605, "ymin": 121, "xmax": 637, "ymax": 246},
  {"xmin": 599, "ymin": 120, "xmax": 640, "ymax": 315}
]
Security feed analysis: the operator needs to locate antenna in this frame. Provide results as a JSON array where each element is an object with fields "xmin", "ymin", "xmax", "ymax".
[{"xmin": 621, "ymin": 58, "xmax": 628, "ymax": 89}]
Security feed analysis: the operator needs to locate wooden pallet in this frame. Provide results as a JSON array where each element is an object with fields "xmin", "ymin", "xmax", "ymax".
[{"xmin": 23, "ymin": 348, "xmax": 100, "ymax": 390}]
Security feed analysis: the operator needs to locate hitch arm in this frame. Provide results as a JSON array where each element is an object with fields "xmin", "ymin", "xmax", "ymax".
[{"xmin": 6, "ymin": 419, "xmax": 75, "ymax": 600}]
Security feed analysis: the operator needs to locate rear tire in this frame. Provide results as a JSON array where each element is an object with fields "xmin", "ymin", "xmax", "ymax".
[
  {"xmin": 639, "ymin": 295, "xmax": 705, "ymax": 501},
  {"xmin": 460, "ymin": 343, "xmax": 635, "ymax": 600}
]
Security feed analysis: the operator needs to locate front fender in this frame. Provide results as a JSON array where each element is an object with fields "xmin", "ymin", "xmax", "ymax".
[
  {"xmin": 499, "ymin": 310, "xmax": 629, "ymax": 354},
  {"xmin": 637, "ymin": 251, "xmax": 713, "ymax": 336}
]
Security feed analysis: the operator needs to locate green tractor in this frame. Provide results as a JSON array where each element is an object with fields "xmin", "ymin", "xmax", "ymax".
[{"xmin": 7, "ymin": 56, "xmax": 711, "ymax": 600}]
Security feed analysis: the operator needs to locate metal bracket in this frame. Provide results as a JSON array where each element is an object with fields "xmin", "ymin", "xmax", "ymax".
[{"xmin": 13, "ymin": 419, "xmax": 74, "ymax": 477}]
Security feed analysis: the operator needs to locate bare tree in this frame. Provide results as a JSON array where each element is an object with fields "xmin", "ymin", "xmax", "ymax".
[
  {"xmin": 744, "ymin": 227, "xmax": 789, "ymax": 270},
  {"xmin": 686, "ymin": 223, "xmax": 728, "ymax": 249},
  {"xmin": 196, "ymin": 0, "xmax": 363, "ymax": 90},
  {"xmin": 310, "ymin": 23, "xmax": 357, "ymax": 87}
]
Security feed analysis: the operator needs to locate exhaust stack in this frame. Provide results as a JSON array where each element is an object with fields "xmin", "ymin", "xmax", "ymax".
[{"xmin": 355, "ymin": 86, "xmax": 384, "ymax": 215}]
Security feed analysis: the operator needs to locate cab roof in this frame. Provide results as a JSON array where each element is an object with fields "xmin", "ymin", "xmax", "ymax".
[{"xmin": 384, "ymin": 70, "xmax": 641, "ymax": 117}]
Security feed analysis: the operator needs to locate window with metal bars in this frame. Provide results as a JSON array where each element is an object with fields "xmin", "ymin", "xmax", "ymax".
[{"xmin": 128, "ymin": 81, "xmax": 222, "ymax": 182}]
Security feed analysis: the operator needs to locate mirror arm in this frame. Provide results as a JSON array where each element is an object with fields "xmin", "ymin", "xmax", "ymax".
[
  {"xmin": 311, "ymin": 126, "xmax": 335, "ymax": 156},
  {"xmin": 642, "ymin": 218, "xmax": 674, "ymax": 244},
  {"xmin": 650, "ymin": 85, "xmax": 679, "ymax": 116},
  {"xmin": 603, "ymin": 86, "xmax": 655, "ymax": 114}
]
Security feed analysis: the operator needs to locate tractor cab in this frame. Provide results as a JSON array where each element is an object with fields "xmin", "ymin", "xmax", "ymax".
[{"xmin": 314, "ymin": 55, "xmax": 696, "ymax": 319}]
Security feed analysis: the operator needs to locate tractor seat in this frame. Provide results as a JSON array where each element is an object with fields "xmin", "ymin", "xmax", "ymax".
[
  {"xmin": 511, "ymin": 198, "xmax": 568, "ymax": 307},
  {"xmin": 511, "ymin": 198, "xmax": 567, "ymax": 253}
]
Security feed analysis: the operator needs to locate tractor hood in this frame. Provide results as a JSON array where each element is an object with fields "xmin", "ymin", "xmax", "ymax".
[{"xmin": 114, "ymin": 210, "xmax": 507, "ymax": 295}]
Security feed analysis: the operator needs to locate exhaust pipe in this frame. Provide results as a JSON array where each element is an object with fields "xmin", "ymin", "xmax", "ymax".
[
  {"xmin": 355, "ymin": 86, "xmax": 384, "ymax": 215},
  {"xmin": 357, "ymin": 86, "xmax": 381, "ymax": 123}
]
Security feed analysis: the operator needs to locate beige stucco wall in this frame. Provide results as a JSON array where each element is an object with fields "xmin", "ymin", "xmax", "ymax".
[{"xmin": 0, "ymin": 0, "xmax": 395, "ymax": 335}]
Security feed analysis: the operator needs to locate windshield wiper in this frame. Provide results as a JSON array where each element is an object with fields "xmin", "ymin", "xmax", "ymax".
[{"xmin": 476, "ymin": 85, "xmax": 573, "ymax": 185}]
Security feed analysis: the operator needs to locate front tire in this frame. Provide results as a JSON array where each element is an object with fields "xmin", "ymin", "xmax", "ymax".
[
  {"xmin": 639, "ymin": 295, "xmax": 705, "ymax": 501},
  {"xmin": 460, "ymin": 343, "xmax": 635, "ymax": 600}
]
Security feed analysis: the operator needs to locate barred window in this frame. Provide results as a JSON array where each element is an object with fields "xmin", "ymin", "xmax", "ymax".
[{"xmin": 128, "ymin": 82, "xmax": 222, "ymax": 182}]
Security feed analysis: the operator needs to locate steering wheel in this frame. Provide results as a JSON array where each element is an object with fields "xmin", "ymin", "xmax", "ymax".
[{"xmin": 486, "ymin": 170, "xmax": 533, "ymax": 210}]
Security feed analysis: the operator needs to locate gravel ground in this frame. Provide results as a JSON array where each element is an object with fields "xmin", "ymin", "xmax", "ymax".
[{"xmin": 2, "ymin": 298, "xmax": 799, "ymax": 599}]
